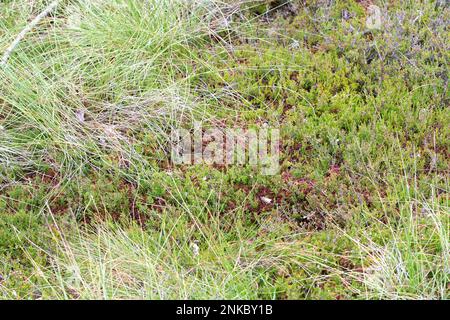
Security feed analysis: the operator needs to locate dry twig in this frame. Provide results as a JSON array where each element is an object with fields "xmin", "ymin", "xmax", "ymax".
[{"xmin": 0, "ymin": 0, "xmax": 59, "ymax": 67}]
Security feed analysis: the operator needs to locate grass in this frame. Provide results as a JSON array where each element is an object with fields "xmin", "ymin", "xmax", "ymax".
[
  {"xmin": 345, "ymin": 178, "xmax": 449, "ymax": 299},
  {"xmin": 0, "ymin": 0, "xmax": 448, "ymax": 299},
  {"xmin": 11, "ymin": 215, "xmax": 320, "ymax": 299}
]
